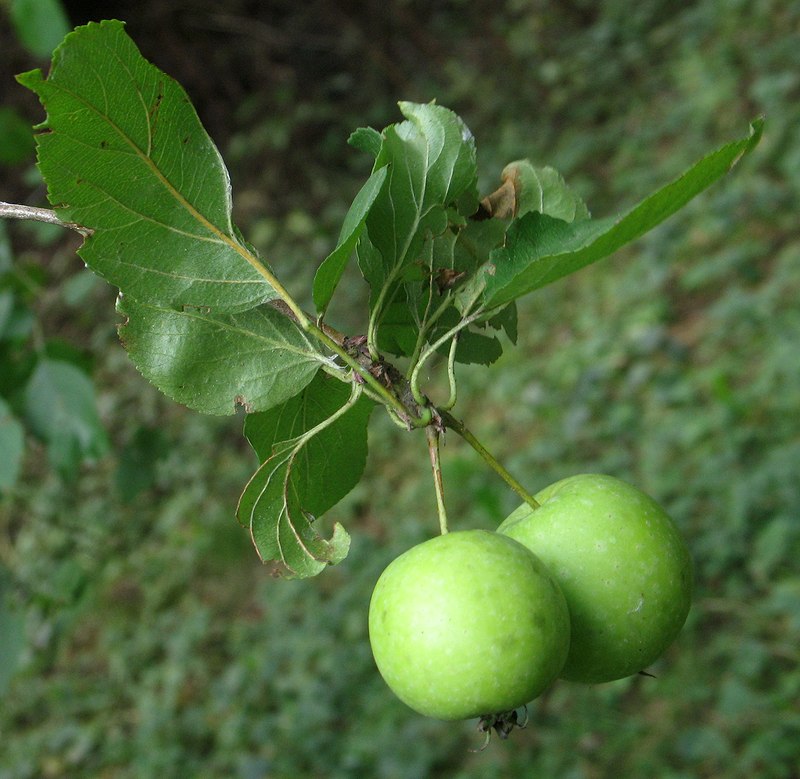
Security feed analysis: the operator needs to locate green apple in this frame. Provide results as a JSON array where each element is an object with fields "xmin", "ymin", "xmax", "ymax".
[
  {"xmin": 368, "ymin": 529, "xmax": 570, "ymax": 720},
  {"xmin": 499, "ymin": 474, "xmax": 692, "ymax": 683}
]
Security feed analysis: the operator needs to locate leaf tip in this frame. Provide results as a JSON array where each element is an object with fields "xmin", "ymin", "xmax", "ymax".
[
  {"xmin": 747, "ymin": 115, "xmax": 765, "ymax": 146},
  {"xmin": 15, "ymin": 69, "xmax": 44, "ymax": 90}
]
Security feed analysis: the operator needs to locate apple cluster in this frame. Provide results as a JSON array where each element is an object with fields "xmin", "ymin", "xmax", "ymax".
[{"xmin": 368, "ymin": 474, "xmax": 693, "ymax": 722}]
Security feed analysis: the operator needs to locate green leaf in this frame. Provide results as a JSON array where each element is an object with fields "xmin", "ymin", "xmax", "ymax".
[
  {"xmin": 0, "ymin": 292, "xmax": 14, "ymax": 340},
  {"xmin": 117, "ymin": 298, "xmax": 325, "ymax": 415},
  {"xmin": 480, "ymin": 119, "xmax": 764, "ymax": 310},
  {"xmin": 312, "ymin": 165, "xmax": 387, "ymax": 315},
  {"xmin": 0, "ymin": 569, "xmax": 26, "ymax": 695},
  {"xmin": 348, "ymin": 126, "xmax": 382, "ymax": 157},
  {"xmin": 452, "ymin": 219, "xmax": 508, "ymax": 317},
  {"xmin": 115, "ymin": 425, "xmax": 169, "ymax": 502},
  {"xmin": 502, "ymin": 160, "xmax": 591, "ymax": 222},
  {"xmin": 362, "ymin": 101, "xmax": 478, "ymax": 300},
  {"xmin": 453, "ymin": 329, "xmax": 504, "ymax": 365},
  {"xmin": 17, "ymin": 20, "xmax": 275, "ymax": 312},
  {"xmin": 0, "ymin": 107, "xmax": 35, "ymax": 166},
  {"xmin": 487, "ymin": 302, "xmax": 518, "ymax": 345},
  {"xmin": 23, "ymin": 357, "xmax": 109, "ymax": 478},
  {"xmin": 0, "ymin": 398, "xmax": 25, "ymax": 492},
  {"xmin": 237, "ymin": 374, "xmax": 373, "ymax": 577},
  {"xmin": 10, "ymin": 0, "xmax": 70, "ymax": 58}
]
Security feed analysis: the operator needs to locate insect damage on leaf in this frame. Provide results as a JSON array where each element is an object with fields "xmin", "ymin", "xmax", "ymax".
[
  {"xmin": 234, "ymin": 395, "xmax": 254, "ymax": 414},
  {"xmin": 479, "ymin": 177, "xmax": 516, "ymax": 220}
]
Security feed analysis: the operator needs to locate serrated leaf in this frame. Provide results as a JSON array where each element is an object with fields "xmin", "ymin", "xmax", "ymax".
[
  {"xmin": 17, "ymin": 20, "xmax": 274, "ymax": 312},
  {"xmin": 348, "ymin": 126, "xmax": 382, "ymax": 157},
  {"xmin": 0, "ymin": 398, "xmax": 25, "ymax": 491},
  {"xmin": 23, "ymin": 357, "xmax": 109, "ymax": 478},
  {"xmin": 479, "ymin": 119, "xmax": 763, "ymax": 309},
  {"xmin": 363, "ymin": 101, "xmax": 478, "ymax": 299},
  {"xmin": 487, "ymin": 302, "xmax": 518, "ymax": 345},
  {"xmin": 501, "ymin": 160, "xmax": 591, "ymax": 222},
  {"xmin": 117, "ymin": 298, "xmax": 325, "ymax": 415},
  {"xmin": 237, "ymin": 374, "xmax": 373, "ymax": 577},
  {"xmin": 312, "ymin": 165, "xmax": 387, "ymax": 315},
  {"xmin": 454, "ymin": 330, "xmax": 504, "ymax": 365}
]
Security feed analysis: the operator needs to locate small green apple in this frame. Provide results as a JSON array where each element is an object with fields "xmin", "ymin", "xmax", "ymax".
[
  {"xmin": 499, "ymin": 474, "xmax": 692, "ymax": 684},
  {"xmin": 368, "ymin": 529, "xmax": 570, "ymax": 720}
]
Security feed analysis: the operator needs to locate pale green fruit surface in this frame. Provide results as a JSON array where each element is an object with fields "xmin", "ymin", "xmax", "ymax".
[
  {"xmin": 499, "ymin": 474, "xmax": 692, "ymax": 683},
  {"xmin": 368, "ymin": 529, "xmax": 570, "ymax": 720}
]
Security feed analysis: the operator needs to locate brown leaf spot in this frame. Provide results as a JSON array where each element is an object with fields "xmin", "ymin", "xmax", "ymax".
[
  {"xmin": 234, "ymin": 395, "xmax": 254, "ymax": 414},
  {"xmin": 480, "ymin": 177, "xmax": 516, "ymax": 220}
]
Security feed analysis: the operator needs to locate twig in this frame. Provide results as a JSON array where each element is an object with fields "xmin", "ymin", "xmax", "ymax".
[{"xmin": 0, "ymin": 201, "xmax": 93, "ymax": 237}]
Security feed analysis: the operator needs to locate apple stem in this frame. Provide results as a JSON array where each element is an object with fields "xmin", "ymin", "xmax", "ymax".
[
  {"xmin": 426, "ymin": 424, "xmax": 449, "ymax": 534},
  {"xmin": 439, "ymin": 410, "xmax": 541, "ymax": 512}
]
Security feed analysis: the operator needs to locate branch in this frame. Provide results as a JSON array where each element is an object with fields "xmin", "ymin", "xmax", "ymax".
[
  {"xmin": 0, "ymin": 201, "xmax": 93, "ymax": 237},
  {"xmin": 268, "ymin": 300, "xmax": 431, "ymax": 428}
]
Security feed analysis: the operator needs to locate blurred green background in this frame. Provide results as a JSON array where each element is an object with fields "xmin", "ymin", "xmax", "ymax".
[{"xmin": 1, "ymin": 1, "xmax": 798, "ymax": 777}]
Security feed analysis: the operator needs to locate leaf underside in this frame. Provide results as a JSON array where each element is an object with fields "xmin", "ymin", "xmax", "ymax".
[
  {"xmin": 18, "ymin": 20, "xmax": 275, "ymax": 313},
  {"xmin": 19, "ymin": 20, "xmax": 327, "ymax": 416},
  {"xmin": 237, "ymin": 373, "xmax": 374, "ymax": 577},
  {"xmin": 117, "ymin": 298, "xmax": 324, "ymax": 415}
]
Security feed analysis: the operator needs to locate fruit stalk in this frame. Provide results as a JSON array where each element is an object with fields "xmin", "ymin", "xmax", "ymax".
[
  {"xmin": 426, "ymin": 424, "xmax": 449, "ymax": 534},
  {"xmin": 439, "ymin": 410, "xmax": 540, "ymax": 511}
]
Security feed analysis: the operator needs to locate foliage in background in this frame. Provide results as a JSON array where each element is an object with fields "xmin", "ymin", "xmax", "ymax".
[
  {"xmin": 1, "ymin": 1, "xmax": 799, "ymax": 777},
  {"xmin": 0, "ymin": 0, "xmax": 105, "ymax": 493}
]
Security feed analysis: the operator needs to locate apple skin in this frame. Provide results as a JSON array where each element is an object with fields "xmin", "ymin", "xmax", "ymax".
[
  {"xmin": 368, "ymin": 529, "xmax": 570, "ymax": 720},
  {"xmin": 499, "ymin": 474, "xmax": 692, "ymax": 684}
]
